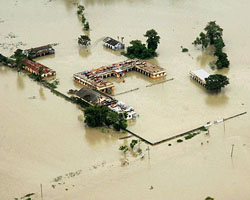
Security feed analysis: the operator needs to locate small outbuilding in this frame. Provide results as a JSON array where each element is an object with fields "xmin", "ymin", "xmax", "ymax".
[
  {"xmin": 190, "ymin": 69, "xmax": 210, "ymax": 86},
  {"xmin": 23, "ymin": 45, "xmax": 55, "ymax": 59},
  {"xmin": 103, "ymin": 37, "xmax": 125, "ymax": 50}
]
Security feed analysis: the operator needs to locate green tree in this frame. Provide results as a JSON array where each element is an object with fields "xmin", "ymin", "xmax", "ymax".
[
  {"xmin": 214, "ymin": 51, "xmax": 230, "ymax": 69},
  {"xmin": 105, "ymin": 111, "xmax": 118, "ymax": 127},
  {"xmin": 83, "ymin": 106, "xmax": 127, "ymax": 130},
  {"xmin": 84, "ymin": 22, "xmax": 90, "ymax": 30},
  {"xmin": 204, "ymin": 21, "xmax": 223, "ymax": 44},
  {"xmin": 78, "ymin": 35, "xmax": 91, "ymax": 46},
  {"xmin": 205, "ymin": 74, "xmax": 229, "ymax": 91},
  {"xmin": 124, "ymin": 40, "xmax": 152, "ymax": 59},
  {"xmin": 77, "ymin": 5, "xmax": 85, "ymax": 15},
  {"xmin": 81, "ymin": 14, "xmax": 86, "ymax": 24},
  {"xmin": 14, "ymin": 49, "xmax": 26, "ymax": 70},
  {"xmin": 144, "ymin": 29, "xmax": 160, "ymax": 53},
  {"xmin": 193, "ymin": 32, "xmax": 210, "ymax": 49},
  {"xmin": 130, "ymin": 140, "xmax": 138, "ymax": 149},
  {"xmin": 205, "ymin": 197, "xmax": 214, "ymax": 200},
  {"xmin": 193, "ymin": 21, "xmax": 223, "ymax": 48},
  {"xmin": 193, "ymin": 21, "xmax": 229, "ymax": 69},
  {"xmin": 84, "ymin": 106, "xmax": 108, "ymax": 127},
  {"xmin": 0, "ymin": 54, "xmax": 8, "ymax": 63},
  {"xmin": 36, "ymin": 66, "xmax": 44, "ymax": 81},
  {"xmin": 14, "ymin": 49, "xmax": 23, "ymax": 57},
  {"xmin": 214, "ymin": 38, "xmax": 225, "ymax": 54}
]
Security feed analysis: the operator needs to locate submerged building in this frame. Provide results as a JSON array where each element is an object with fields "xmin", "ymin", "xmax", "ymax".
[
  {"xmin": 74, "ymin": 87, "xmax": 136, "ymax": 119},
  {"xmin": 73, "ymin": 59, "xmax": 166, "ymax": 94},
  {"xmin": 74, "ymin": 87, "xmax": 117, "ymax": 106},
  {"xmin": 23, "ymin": 59, "xmax": 56, "ymax": 77},
  {"xmin": 103, "ymin": 37, "xmax": 125, "ymax": 50},
  {"xmin": 190, "ymin": 69, "xmax": 210, "ymax": 87},
  {"xmin": 23, "ymin": 45, "xmax": 55, "ymax": 59}
]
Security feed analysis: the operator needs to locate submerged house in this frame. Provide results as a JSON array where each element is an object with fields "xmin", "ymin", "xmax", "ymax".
[
  {"xmin": 73, "ymin": 59, "xmax": 166, "ymax": 95},
  {"xmin": 108, "ymin": 101, "xmax": 136, "ymax": 120},
  {"xmin": 190, "ymin": 69, "xmax": 210, "ymax": 87},
  {"xmin": 103, "ymin": 37, "xmax": 125, "ymax": 50},
  {"xmin": 22, "ymin": 59, "xmax": 56, "ymax": 77},
  {"xmin": 74, "ymin": 87, "xmax": 136, "ymax": 120},
  {"xmin": 23, "ymin": 45, "xmax": 55, "ymax": 59},
  {"xmin": 74, "ymin": 87, "xmax": 117, "ymax": 106}
]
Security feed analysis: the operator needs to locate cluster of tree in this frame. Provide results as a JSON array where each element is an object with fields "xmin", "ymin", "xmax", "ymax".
[
  {"xmin": 77, "ymin": 4, "xmax": 90, "ymax": 31},
  {"xmin": 84, "ymin": 106, "xmax": 127, "ymax": 131},
  {"xmin": 78, "ymin": 35, "xmax": 91, "ymax": 46},
  {"xmin": 123, "ymin": 29, "xmax": 160, "ymax": 59},
  {"xmin": 119, "ymin": 139, "xmax": 140, "ymax": 153},
  {"xmin": 0, "ymin": 54, "xmax": 8, "ymax": 63},
  {"xmin": 0, "ymin": 54, "xmax": 16, "ymax": 68},
  {"xmin": 205, "ymin": 74, "xmax": 229, "ymax": 91},
  {"xmin": 205, "ymin": 197, "xmax": 214, "ymax": 200},
  {"xmin": 193, "ymin": 21, "xmax": 230, "ymax": 69},
  {"xmin": 13, "ymin": 49, "xmax": 27, "ymax": 70}
]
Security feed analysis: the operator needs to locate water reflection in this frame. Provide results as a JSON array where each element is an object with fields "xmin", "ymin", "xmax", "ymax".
[
  {"xmin": 0, "ymin": 66, "xmax": 9, "ymax": 74},
  {"xmin": 196, "ymin": 46, "xmax": 216, "ymax": 67},
  {"xmin": 91, "ymin": 36, "xmax": 105, "ymax": 48},
  {"xmin": 78, "ymin": 46, "xmax": 91, "ymax": 58},
  {"xmin": 102, "ymin": 46, "xmax": 123, "ymax": 57},
  {"xmin": 85, "ymin": 126, "xmax": 123, "ymax": 146},
  {"xmin": 59, "ymin": 0, "xmax": 79, "ymax": 11},
  {"xmin": 82, "ymin": 0, "xmax": 151, "ymax": 6},
  {"xmin": 17, "ymin": 73, "xmax": 25, "ymax": 90},
  {"xmin": 205, "ymin": 92, "xmax": 229, "ymax": 106},
  {"xmin": 215, "ymin": 67, "xmax": 230, "ymax": 75},
  {"xmin": 39, "ymin": 87, "xmax": 46, "ymax": 100}
]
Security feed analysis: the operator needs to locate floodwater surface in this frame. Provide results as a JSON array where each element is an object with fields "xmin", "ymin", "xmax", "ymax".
[{"xmin": 1, "ymin": 0, "xmax": 250, "ymax": 199}]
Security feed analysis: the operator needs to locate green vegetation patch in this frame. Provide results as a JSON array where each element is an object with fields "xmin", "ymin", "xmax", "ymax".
[
  {"xmin": 200, "ymin": 126, "xmax": 208, "ymax": 131},
  {"xmin": 205, "ymin": 74, "xmax": 229, "ymax": 91},
  {"xmin": 177, "ymin": 139, "xmax": 183, "ymax": 143},
  {"xmin": 184, "ymin": 132, "xmax": 200, "ymax": 140},
  {"xmin": 193, "ymin": 21, "xmax": 230, "ymax": 69},
  {"xmin": 123, "ymin": 29, "xmax": 160, "ymax": 59},
  {"xmin": 84, "ymin": 106, "xmax": 127, "ymax": 131}
]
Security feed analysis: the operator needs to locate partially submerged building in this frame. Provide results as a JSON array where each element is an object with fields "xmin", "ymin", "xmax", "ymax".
[
  {"xmin": 23, "ymin": 45, "xmax": 55, "ymax": 59},
  {"xmin": 108, "ymin": 101, "xmax": 136, "ymax": 120},
  {"xmin": 74, "ymin": 71, "xmax": 115, "ymax": 94},
  {"xmin": 73, "ymin": 59, "xmax": 166, "ymax": 94},
  {"xmin": 103, "ymin": 37, "xmax": 125, "ymax": 50},
  {"xmin": 23, "ymin": 59, "xmax": 56, "ymax": 77},
  {"xmin": 74, "ymin": 87, "xmax": 136, "ymax": 119},
  {"xmin": 78, "ymin": 35, "xmax": 91, "ymax": 46},
  {"xmin": 190, "ymin": 69, "xmax": 210, "ymax": 87},
  {"xmin": 74, "ymin": 87, "xmax": 117, "ymax": 106}
]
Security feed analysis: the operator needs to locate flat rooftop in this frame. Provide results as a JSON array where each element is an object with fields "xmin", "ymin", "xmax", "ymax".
[
  {"xmin": 190, "ymin": 69, "xmax": 210, "ymax": 82},
  {"xmin": 74, "ymin": 59, "xmax": 166, "ymax": 89},
  {"xmin": 74, "ymin": 72, "xmax": 114, "ymax": 88},
  {"xmin": 135, "ymin": 60, "xmax": 166, "ymax": 74}
]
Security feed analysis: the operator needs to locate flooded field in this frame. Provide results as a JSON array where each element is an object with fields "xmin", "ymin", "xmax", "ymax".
[{"xmin": 1, "ymin": 0, "xmax": 250, "ymax": 199}]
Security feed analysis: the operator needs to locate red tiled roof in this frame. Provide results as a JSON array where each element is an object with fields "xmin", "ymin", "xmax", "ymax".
[{"xmin": 22, "ymin": 59, "xmax": 53, "ymax": 74}]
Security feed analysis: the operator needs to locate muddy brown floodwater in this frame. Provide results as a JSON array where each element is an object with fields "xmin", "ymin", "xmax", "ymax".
[{"xmin": 0, "ymin": 0, "xmax": 250, "ymax": 199}]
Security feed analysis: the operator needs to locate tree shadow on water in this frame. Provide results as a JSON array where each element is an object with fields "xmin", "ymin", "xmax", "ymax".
[
  {"xmin": 17, "ymin": 73, "xmax": 25, "ymax": 90},
  {"xmin": 205, "ymin": 91, "xmax": 229, "ymax": 107},
  {"xmin": 78, "ymin": 46, "xmax": 91, "ymax": 59},
  {"xmin": 196, "ymin": 46, "xmax": 217, "ymax": 67},
  {"xmin": 84, "ymin": 126, "xmax": 124, "ymax": 146}
]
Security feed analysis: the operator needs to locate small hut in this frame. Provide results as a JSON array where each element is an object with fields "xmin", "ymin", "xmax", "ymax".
[{"xmin": 103, "ymin": 37, "xmax": 125, "ymax": 50}]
